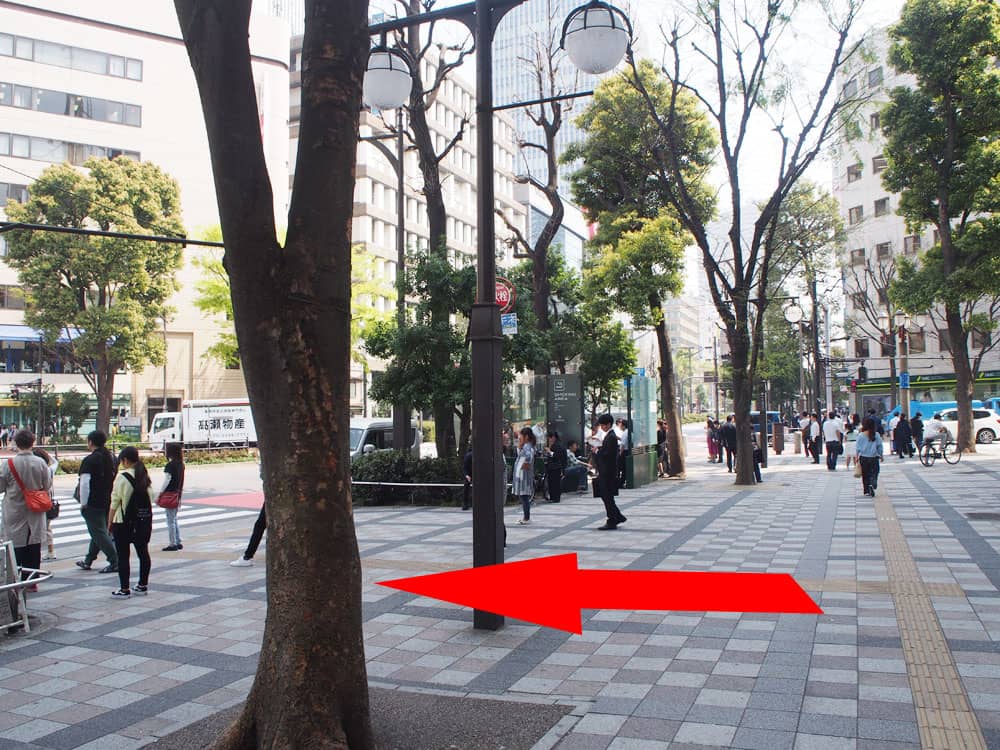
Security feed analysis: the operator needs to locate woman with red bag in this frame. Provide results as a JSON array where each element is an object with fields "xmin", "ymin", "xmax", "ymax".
[
  {"xmin": 158, "ymin": 442, "xmax": 185, "ymax": 552},
  {"xmin": 0, "ymin": 429, "xmax": 52, "ymax": 586}
]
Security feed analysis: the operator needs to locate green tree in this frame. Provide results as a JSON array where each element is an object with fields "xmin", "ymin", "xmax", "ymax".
[
  {"xmin": 578, "ymin": 312, "xmax": 637, "ymax": 423},
  {"xmin": 15, "ymin": 386, "xmax": 90, "ymax": 441},
  {"xmin": 621, "ymin": 1, "xmax": 868, "ymax": 484},
  {"xmin": 365, "ymin": 254, "xmax": 477, "ymax": 453},
  {"xmin": 5, "ymin": 158, "xmax": 184, "ymax": 432},
  {"xmin": 757, "ymin": 305, "xmax": 803, "ymax": 415},
  {"xmin": 882, "ymin": 0, "xmax": 1000, "ymax": 451},
  {"xmin": 585, "ymin": 212, "xmax": 688, "ymax": 475}
]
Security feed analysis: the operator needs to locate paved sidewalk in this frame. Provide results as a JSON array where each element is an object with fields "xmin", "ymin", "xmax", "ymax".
[{"xmin": 2, "ymin": 447, "xmax": 999, "ymax": 749}]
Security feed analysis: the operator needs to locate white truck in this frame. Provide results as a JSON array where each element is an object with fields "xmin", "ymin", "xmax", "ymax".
[{"xmin": 148, "ymin": 398, "xmax": 257, "ymax": 450}]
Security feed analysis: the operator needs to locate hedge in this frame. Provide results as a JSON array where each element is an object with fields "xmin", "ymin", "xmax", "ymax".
[
  {"xmin": 351, "ymin": 451, "xmax": 463, "ymax": 506},
  {"xmin": 57, "ymin": 447, "xmax": 258, "ymax": 475}
]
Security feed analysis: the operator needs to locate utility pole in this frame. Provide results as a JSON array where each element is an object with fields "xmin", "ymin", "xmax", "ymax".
[{"xmin": 810, "ymin": 278, "xmax": 822, "ymax": 415}]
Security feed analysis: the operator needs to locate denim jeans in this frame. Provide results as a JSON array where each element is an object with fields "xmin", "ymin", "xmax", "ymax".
[
  {"xmin": 520, "ymin": 495, "xmax": 531, "ymax": 521},
  {"xmin": 164, "ymin": 507, "xmax": 181, "ymax": 546},
  {"xmin": 81, "ymin": 506, "xmax": 117, "ymax": 566}
]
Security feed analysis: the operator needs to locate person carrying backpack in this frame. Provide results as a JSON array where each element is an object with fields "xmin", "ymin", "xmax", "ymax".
[{"xmin": 109, "ymin": 446, "xmax": 153, "ymax": 598}]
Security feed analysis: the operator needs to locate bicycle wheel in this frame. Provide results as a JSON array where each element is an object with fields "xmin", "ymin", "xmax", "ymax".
[
  {"xmin": 944, "ymin": 440, "xmax": 962, "ymax": 465},
  {"xmin": 919, "ymin": 443, "xmax": 935, "ymax": 467}
]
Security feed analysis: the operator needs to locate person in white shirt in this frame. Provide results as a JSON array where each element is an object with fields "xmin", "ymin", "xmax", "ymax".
[
  {"xmin": 922, "ymin": 414, "xmax": 948, "ymax": 449},
  {"xmin": 799, "ymin": 412, "xmax": 812, "ymax": 460},
  {"xmin": 809, "ymin": 414, "xmax": 822, "ymax": 464},
  {"xmin": 888, "ymin": 414, "xmax": 901, "ymax": 454},
  {"xmin": 822, "ymin": 411, "xmax": 844, "ymax": 470}
]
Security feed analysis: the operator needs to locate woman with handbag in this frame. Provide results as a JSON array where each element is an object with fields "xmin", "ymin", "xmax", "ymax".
[
  {"xmin": 109, "ymin": 446, "xmax": 153, "ymax": 598},
  {"xmin": 0, "ymin": 429, "xmax": 52, "ymax": 588},
  {"xmin": 158, "ymin": 442, "xmax": 185, "ymax": 552}
]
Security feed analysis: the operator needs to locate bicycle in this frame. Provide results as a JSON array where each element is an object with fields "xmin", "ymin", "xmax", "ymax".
[{"xmin": 919, "ymin": 437, "xmax": 962, "ymax": 466}]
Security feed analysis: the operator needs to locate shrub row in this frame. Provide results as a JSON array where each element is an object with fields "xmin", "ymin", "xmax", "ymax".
[
  {"xmin": 58, "ymin": 448, "xmax": 257, "ymax": 475},
  {"xmin": 351, "ymin": 450, "xmax": 463, "ymax": 506}
]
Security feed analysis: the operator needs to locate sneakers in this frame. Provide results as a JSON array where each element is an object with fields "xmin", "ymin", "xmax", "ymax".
[
  {"xmin": 98, "ymin": 565, "xmax": 118, "ymax": 574},
  {"xmin": 517, "ymin": 518, "xmax": 531, "ymax": 525},
  {"xmin": 230, "ymin": 557, "xmax": 253, "ymax": 567},
  {"xmin": 162, "ymin": 545, "xmax": 180, "ymax": 552},
  {"xmin": 42, "ymin": 553, "xmax": 57, "ymax": 562},
  {"xmin": 134, "ymin": 585, "xmax": 148, "ymax": 596},
  {"xmin": 75, "ymin": 560, "xmax": 92, "ymax": 571},
  {"xmin": 111, "ymin": 589, "xmax": 131, "ymax": 598}
]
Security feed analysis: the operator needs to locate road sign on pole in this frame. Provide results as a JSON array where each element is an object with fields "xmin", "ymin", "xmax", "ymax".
[{"xmin": 495, "ymin": 277, "xmax": 515, "ymax": 313}]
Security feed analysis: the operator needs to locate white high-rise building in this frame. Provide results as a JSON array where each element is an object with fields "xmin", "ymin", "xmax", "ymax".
[
  {"xmin": 834, "ymin": 30, "xmax": 1000, "ymax": 414},
  {"xmin": 0, "ymin": 1, "xmax": 290, "ymax": 430}
]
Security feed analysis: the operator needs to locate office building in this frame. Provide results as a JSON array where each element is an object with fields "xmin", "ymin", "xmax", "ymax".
[{"xmin": 0, "ymin": 1, "xmax": 290, "ymax": 430}]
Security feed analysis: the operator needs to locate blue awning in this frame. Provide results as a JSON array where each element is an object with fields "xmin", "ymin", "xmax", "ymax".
[{"xmin": 0, "ymin": 324, "xmax": 74, "ymax": 343}]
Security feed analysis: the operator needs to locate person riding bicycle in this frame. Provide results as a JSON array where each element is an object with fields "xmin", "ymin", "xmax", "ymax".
[{"xmin": 921, "ymin": 413, "xmax": 948, "ymax": 450}]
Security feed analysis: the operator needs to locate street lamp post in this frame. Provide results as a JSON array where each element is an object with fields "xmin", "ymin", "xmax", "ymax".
[
  {"xmin": 365, "ymin": 0, "xmax": 632, "ymax": 631},
  {"xmin": 879, "ymin": 311, "xmax": 927, "ymax": 418},
  {"xmin": 782, "ymin": 302, "xmax": 805, "ymax": 414}
]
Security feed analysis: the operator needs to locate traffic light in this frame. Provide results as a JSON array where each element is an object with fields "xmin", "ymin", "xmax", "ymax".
[
  {"xmin": 858, "ymin": 364, "xmax": 867, "ymax": 382},
  {"xmin": 850, "ymin": 379, "xmax": 857, "ymax": 393}
]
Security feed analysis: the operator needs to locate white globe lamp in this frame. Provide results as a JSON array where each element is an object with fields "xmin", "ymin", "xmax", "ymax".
[
  {"xmin": 560, "ymin": 1, "xmax": 632, "ymax": 75},
  {"xmin": 363, "ymin": 48, "xmax": 411, "ymax": 110}
]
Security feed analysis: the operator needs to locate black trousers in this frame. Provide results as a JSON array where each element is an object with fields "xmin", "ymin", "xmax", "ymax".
[
  {"xmin": 724, "ymin": 445, "xmax": 736, "ymax": 471},
  {"xmin": 546, "ymin": 469, "xmax": 563, "ymax": 503},
  {"xmin": 860, "ymin": 456, "xmax": 880, "ymax": 494},
  {"xmin": 112, "ymin": 522, "xmax": 151, "ymax": 591},
  {"xmin": 244, "ymin": 506, "xmax": 267, "ymax": 559},
  {"xmin": 600, "ymin": 491, "xmax": 625, "ymax": 525},
  {"xmin": 462, "ymin": 478, "xmax": 471, "ymax": 509}
]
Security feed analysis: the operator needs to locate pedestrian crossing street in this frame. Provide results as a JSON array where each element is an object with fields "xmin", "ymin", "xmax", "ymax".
[{"xmin": 48, "ymin": 500, "xmax": 259, "ymax": 548}]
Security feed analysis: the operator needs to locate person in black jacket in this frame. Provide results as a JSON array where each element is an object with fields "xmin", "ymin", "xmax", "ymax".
[
  {"xmin": 75, "ymin": 430, "xmax": 118, "ymax": 574},
  {"xmin": 545, "ymin": 431, "xmax": 567, "ymax": 503},
  {"xmin": 594, "ymin": 414, "xmax": 626, "ymax": 530},
  {"xmin": 461, "ymin": 447, "xmax": 473, "ymax": 510},
  {"xmin": 720, "ymin": 415, "xmax": 738, "ymax": 472}
]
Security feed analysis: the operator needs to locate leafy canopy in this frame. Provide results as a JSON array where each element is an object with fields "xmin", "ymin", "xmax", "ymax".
[{"xmin": 5, "ymin": 157, "xmax": 185, "ymax": 379}]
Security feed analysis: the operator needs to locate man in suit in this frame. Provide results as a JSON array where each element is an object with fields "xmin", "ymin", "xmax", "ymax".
[
  {"xmin": 594, "ymin": 414, "xmax": 627, "ymax": 530},
  {"xmin": 721, "ymin": 415, "xmax": 738, "ymax": 472}
]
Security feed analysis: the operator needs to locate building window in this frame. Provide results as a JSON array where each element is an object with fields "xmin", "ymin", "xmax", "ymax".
[
  {"xmin": 842, "ymin": 77, "xmax": 858, "ymax": 98},
  {"xmin": 848, "ymin": 206, "xmax": 864, "ymax": 225},
  {"xmin": 0, "ymin": 81, "xmax": 141, "ymax": 127},
  {"xmin": 872, "ymin": 154, "xmax": 888, "ymax": 174},
  {"xmin": 903, "ymin": 234, "xmax": 921, "ymax": 254},
  {"xmin": 908, "ymin": 331, "xmax": 926, "ymax": 354},
  {"xmin": 972, "ymin": 329, "xmax": 992, "ymax": 349},
  {"xmin": 937, "ymin": 328, "xmax": 951, "ymax": 353},
  {"xmin": 867, "ymin": 67, "xmax": 883, "ymax": 87},
  {"xmin": 850, "ymin": 248, "xmax": 866, "ymax": 266},
  {"xmin": 847, "ymin": 163, "xmax": 862, "ymax": 182},
  {"xmin": 876, "ymin": 241, "xmax": 892, "ymax": 260},
  {"xmin": 854, "ymin": 339, "xmax": 870, "ymax": 358},
  {"xmin": 874, "ymin": 197, "xmax": 890, "ymax": 217},
  {"xmin": 880, "ymin": 335, "xmax": 894, "ymax": 357},
  {"xmin": 851, "ymin": 292, "xmax": 866, "ymax": 308},
  {"xmin": 877, "ymin": 288, "xmax": 889, "ymax": 305},
  {"xmin": 0, "ymin": 182, "xmax": 28, "ymax": 207},
  {"xmin": 0, "ymin": 33, "xmax": 143, "ymax": 80},
  {"xmin": 0, "ymin": 130, "xmax": 138, "ymax": 165},
  {"xmin": 870, "ymin": 111, "xmax": 881, "ymax": 130},
  {"xmin": 0, "ymin": 285, "xmax": 25, "ymax": 309}
]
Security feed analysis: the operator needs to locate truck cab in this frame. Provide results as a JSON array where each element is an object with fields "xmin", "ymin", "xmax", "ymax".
[
  {"xmin": 148, "ymin": 412, "xmax": 181, "ymax": 451},
  {"xmin": 349, "ymin": 418, "xmax": 420, "ymax": 462}
]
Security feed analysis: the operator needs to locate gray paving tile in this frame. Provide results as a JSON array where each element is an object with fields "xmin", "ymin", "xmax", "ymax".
[{"xmin": 732, "ymin": 727, "xmax": 796, "ymax": 750}]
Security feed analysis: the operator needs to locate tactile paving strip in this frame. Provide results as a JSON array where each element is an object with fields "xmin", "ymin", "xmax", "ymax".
[{"xmin": 874, "ymin": 494, "xmax": 987, "ymax": 750}]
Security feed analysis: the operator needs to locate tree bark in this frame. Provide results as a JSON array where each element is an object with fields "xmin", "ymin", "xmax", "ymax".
[
  {"xmin": 728, "ymin": 320, "xmax": 757, "ymax": 485},
  {"xmin": 174, "ymin": 2, "xmax": 375, "ymax": 748},
  {"xmin": 946, "ymin": 303, "xmax": 976, "ymax": 452},
  {"xmin": 652, "ymin": 295, "xmax": 684, "ymax": 477}
]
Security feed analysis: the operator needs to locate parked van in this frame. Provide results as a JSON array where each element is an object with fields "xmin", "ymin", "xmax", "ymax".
[
  {"xmin": 750, "ymin": 411, "xmax": 781, "ymax": 445},
  {"xmin": 349, "ymin": 418, "xmax": 420, "ymax": 462},
  {"xmin": 983, "ymin": 397, "xmax": 1000, "ymax": 413}
]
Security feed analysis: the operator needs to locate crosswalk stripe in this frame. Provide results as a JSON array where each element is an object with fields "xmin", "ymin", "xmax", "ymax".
[
  {"xmin": 49, "ymin": 508, "xmax": 259, "ymax": 547},
  {"xmin": 50, "ymin": 504, "xmax": 240, "ymax": 529}
]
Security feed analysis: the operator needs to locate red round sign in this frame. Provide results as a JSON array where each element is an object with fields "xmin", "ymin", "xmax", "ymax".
[{"xmin": 496, "ymin": 277, "xmax": 515, "ymax": 313}]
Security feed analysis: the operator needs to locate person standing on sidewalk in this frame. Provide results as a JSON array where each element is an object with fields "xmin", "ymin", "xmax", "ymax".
[
  {"xmin": 32, "ymin": 447, "xmax": 58, "ymax": 561},
  {"xmin": 720, "ymin": 415, "xmax": 738, "ymax": 473},
  {"xmin": 512, "ymin": 427, "xmax": 536, "ymax": 525},
  {"xmin": 231, "ymin": 505, "xmax": 266, "ymax": 567},
  {"xmin": 594, "ymin": 414, "xmax": 626, "ymax": 530},
  {"xmin": 159, "ymin": 442, "xmax": 186, "ymax": 551},
  {"xmin": 461, "ymin": 445, "xmax": 473, "ymax": 511},
  {"xmin": 75, "ymin": 430, "xmax": 118, "ymax": 574},
  {"xmin": 823, "ymin": 411, "xmax": 844, "ymax": 470},
  {"xmin": 544, "ymin": 431, "xmax": 567, "ymax": 504},
  {"xmin": 894, "ymin": 415, "xmax": 913, "ymax": 459},
  {"xmin": 856, "ymin": 417, "xmax": 884, "ymax": 497},
  {"xmin": 0, "ymin": 429, "xmax": 52, "ymax": 582},
  {"xmin": 809, "ymin": 414, "xmax": 822, "ymax": 464},
  {"xmin": 109, "ymin": 447, "xmax": 153, "ymax": 598}
]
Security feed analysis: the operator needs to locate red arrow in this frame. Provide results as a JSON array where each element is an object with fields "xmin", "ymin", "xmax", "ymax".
[{"xmin": 378, "ymin": 553, "xmax": 823, "ymax": 634}]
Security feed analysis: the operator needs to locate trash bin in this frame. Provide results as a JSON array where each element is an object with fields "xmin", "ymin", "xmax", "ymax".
[{"xmin": 773, "ymin": 424, "xmax": 784, "ymax": 455}]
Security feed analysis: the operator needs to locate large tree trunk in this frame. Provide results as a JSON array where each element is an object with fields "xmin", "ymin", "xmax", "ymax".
[
  {"xmin": 95, "ymin": 358, "xmax": 115, "ymax": 435},
  {"xmin": 174, "ymin": 2, "xmax": 375, "ymax": 748},
  {"xmin": 728, "ymin": 319, "xmax": 757, "ymax": 485},
  {"xmin": 652, "ymin": 296, "xmax": 684, "ymax": 477},
  {"xmin": 946, "ymin": 304, "xmax": 977, "ymax": 452}
]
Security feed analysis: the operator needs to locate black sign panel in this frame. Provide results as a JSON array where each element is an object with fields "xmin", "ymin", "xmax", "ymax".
[{"xmin": 547, "ymin": 374, "xmax": 584, "ymax": 449}]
